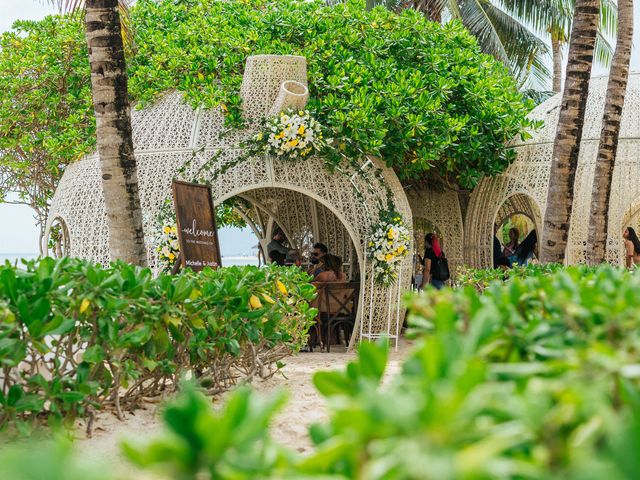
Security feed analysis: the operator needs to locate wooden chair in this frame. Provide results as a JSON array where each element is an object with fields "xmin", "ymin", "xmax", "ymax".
[{"xmin": 316, "ymin": 281, "xmax": 360, "ymax": 352}]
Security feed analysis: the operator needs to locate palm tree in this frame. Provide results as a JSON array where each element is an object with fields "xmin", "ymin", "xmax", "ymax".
[
  {"xmin": 357, "ymin": 0, "xmax": 616, "ymax": 92},
  {"xmin": 52, "ymin": 0, "xmax": 147, "ymax": 266},
  {"xmin": 539, "ymin": 0, "xmax": 600, "ymax": 264},
  {"xmin": 499, "ymin": 0, "xmax": 617, "ymax": 92},
  {"xmin": 587, "ymin": 0, "xmax": 633, "ymax": 264}
]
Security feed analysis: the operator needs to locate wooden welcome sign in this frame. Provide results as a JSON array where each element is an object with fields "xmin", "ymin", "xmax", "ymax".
[{"xmin": 171, "ymin": 180, "xmax": 222, "ymax": 272}]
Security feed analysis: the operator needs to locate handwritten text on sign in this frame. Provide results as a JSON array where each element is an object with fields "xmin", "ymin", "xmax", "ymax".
[{"xmin": 172, "ymin": 181, "xmax": 221, "ymax": 271}]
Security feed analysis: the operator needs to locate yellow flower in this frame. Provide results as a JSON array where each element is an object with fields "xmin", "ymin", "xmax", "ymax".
[
  {"xmin": 163, "ymin": 226, "xmax": 171, "ymax": 234},
  {"xmin": 298, "ymin": 110, "xmax": 304, "ymax": 115},
  {"xmin": 287, "ymin": 138, "xmax": 299, "ymax": 147},
  {"xmin": 297, "ymin": 124, "xmax": 305, "ymax": 135},
  {"xmin": 276, "ymin": 131, "xmax": 285, "ymax": 139},
  {"xmin": 398, "ymin": 245, "xmax": 406, "ymax": 253},
  {"xmin": 256, "ymin": 132, "xmax": 263, "ymax": 141},
  {"xmin": 171, "ymin": 226, "xmax": 177, "ymax": 234},
  {"xmin": 387, "ymin": 228, "xmax": 396, "ymax": 239},
  {"xmin": 168, "ymin": 253, "xmax": 175, "ymax": 261},
  {"xmin": 385, "ymin": 254, "xmax": 393, "ymax": 262}
]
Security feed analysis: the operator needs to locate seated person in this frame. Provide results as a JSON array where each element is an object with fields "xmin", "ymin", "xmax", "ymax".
[
  {"xmin": 268, "ymin": 250, "xmax": 286, "ymax": 266},
  {"xmin": 285, "ymin": 249, "xmax": 302, "ymax": 267},
  {"xmin": 495, "ymin": 256, "xmax": 511, "ymax": 270},
  {"xmin": 267, "ymin": 230, "xmax": 289, "ymax": 256},
  {"xmin": 313, "ymin": 254, "xmax": 346, "ymax": 283},
  {"xmin": 513, "ymin": 230, "xmax": 537, "ymax": 266},
  {"xmin": 308, "ymin": 242, "xmax": 328, "ymax": 277}
]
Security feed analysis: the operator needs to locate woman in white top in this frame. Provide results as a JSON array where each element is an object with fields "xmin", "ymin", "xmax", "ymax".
[{"xmin": 623, "ymin": 227, "xmax": 640, "ymax": 268}]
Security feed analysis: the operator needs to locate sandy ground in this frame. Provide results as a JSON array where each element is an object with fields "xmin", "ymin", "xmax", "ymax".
[{"xmin": 74, "ymin": 339, "xmax": 413, "ymax": 478}]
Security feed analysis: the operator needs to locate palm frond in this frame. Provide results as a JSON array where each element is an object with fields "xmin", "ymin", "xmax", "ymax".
[
  {"xmin": 599, "ymin": 0, "xmax": 618, "ymax": 39},
  {"xmin": 496, "ymin": 0, "xmax": 573, "ymax": 37},
  {"xmin": 458, "ymin": 0, "xmax": 510, "ymax": 62},
  {"xmin": 594, "ymin": 30, "xmax": 614, "ymax": 68},
  {"xmin": 50, "ymin": 0, "xmax": 133, "ymax": 47},
  {"xmin": 521, "ymin": 88, "xmax": 556, "ymax": 105},
  {"xmin": 475, "ymin": 1, "xmax": 551, "ymax": 87}
]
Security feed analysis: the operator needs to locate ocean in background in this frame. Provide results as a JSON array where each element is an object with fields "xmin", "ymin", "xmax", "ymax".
[{"xmin": 0, "ymin": 253, "xmax": 259, "ymax": 266}]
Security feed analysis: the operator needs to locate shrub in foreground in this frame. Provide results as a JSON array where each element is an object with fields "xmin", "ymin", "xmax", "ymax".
[
  {"xmin": 2, "ymin": 265, "xmax": 639, "ymax": 479},
  {"xmin": 0, "ymin": 258, "xmax": 315, "ymax": 434},
  {"xmin": 125, "ymin": 265, "xmax": 640, "ymax": 479}
]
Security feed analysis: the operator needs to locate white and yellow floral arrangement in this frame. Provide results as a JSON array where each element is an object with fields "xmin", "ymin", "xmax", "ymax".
[
  {"xmin": 155, "ymin": 222, "xmax": 180, "ymax": 272},
  {"xmin": 367, "ymin": 212, "xmax": 411, "ymax": 286},
  {"xmin": 253, "ymin": 109, "xmax": 327, "ymax": 160}
]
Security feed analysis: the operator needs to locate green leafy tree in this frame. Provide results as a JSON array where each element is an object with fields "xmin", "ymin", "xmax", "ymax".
[
  {"xmin": 0, "ymin": 17, "xmax": 95, "ymax": 249},
  {"xmin": 365, "ymin": 0, "xmax": 616, "ymax": 93},
  {"xmin": 128, "ymin": 0, "xmax": 536, "ymax": 188},
  {"xmin": 1, "ymin": 0, "xmax": 535, "ymax": 227}
]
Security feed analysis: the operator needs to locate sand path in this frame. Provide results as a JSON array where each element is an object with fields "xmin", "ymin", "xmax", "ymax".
[{"xmin": 75, "ymin": 339, "xmax": 413, "ymax": 478}]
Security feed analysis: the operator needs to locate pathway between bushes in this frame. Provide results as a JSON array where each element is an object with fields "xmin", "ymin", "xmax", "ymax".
[{"xmin": 76, "ymin": 339, "xmax": 413, "ymax": 479}]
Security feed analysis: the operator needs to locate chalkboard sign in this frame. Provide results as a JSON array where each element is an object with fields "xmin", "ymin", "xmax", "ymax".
[{"xmin": 172, "ymin": 181, "xmax": 221, "ymax": 271}]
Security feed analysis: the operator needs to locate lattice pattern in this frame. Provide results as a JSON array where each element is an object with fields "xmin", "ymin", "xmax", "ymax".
[
  {"xmin": 46, "ymin": 55, "xmax": 413, "ymax": 348},
  {"xmin": 240, "ymin": 55, "xmax": 308, "ymax": 124},
  {"xmin": 465, "ymin": 74, "xmax": 640, "ymax": 267},
  {"xmin": 406, "ymin": 188, "xmax": 464, "ymax": 279}
]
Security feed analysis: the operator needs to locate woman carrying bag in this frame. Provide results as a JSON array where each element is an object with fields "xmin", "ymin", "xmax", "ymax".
[{"xmin": 420, "ymin": 233, "xmax": 450, "ymax": 290}]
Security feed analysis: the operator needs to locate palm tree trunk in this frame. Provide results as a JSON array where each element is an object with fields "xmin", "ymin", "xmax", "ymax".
[
  {"xmin": 551, "ymin": 38, "xmax": 563, "ymax": 92},
  {"xmin": 85, "ymin": 0, "xmax": 147, "ymax": 266},
  {"xmin": 540, "ymin": 0, "xmax": 599, "ymax": 264},
  {"xmin": 587, "ymin": 0, "xmax": 633, "ymax": 264},
  {"xmin": 412, "ymin": 0, "xmax": 442, "ymax": 22}
]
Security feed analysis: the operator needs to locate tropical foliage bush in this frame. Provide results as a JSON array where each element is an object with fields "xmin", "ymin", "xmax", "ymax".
[
  {"xmin": 454, "ymin": 263, "xmax": 569, "ymax": 291},
  {"xmin": 0, "ymin": 258, "xmax": 315, "ymax": 434},
  {"xmin": 0, "ymin": 0, "xmax": 536, "ymax": 232},
  {"xmin": 3, "ymin": 265, "xmax": 639, "ymax": 479}
]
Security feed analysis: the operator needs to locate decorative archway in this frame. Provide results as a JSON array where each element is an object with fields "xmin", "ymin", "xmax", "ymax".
[
  {"xmin": 45, "ymin": 89, "xmax": 413, "ymax": 348},
  {"xmin": 46, "ymin": 217, "xmax": 70, "ymax": 259},
  {"xmin": 406, "ymin": 188, "xmax": 464, "ymax": 278},
  {"xmin": 465, "ymin": 172, "xmax": 544, "ymax": 269},
  {"xmin": 469, "ymin": 74, "xmax": 640, "ymax": 267}
]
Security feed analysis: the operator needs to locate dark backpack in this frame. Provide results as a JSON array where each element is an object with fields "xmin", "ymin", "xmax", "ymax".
[{"xmin": 432, "ymin": 253, "xmax": 450, "ymax": 281}]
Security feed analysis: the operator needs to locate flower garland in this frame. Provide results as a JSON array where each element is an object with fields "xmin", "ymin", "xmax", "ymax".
[
  {"xmin": 367, "ymin": 211, "xmax": 411, "ymax": 286},
  {"xmin": 153, "ymin": 200, "xmax": 180, "ymax": 273},
  {"xmin": 252, "ymin": 109, "xmax": 328, "ymax": 160}
]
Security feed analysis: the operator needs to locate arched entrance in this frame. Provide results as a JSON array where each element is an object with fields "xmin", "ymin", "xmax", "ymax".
[
  {"xmin": 406, "ymin": 188, "xmax": 464, "ymax": 279},
  {"xmin": 45, "ymin": 91, "xmax": 413, "ymax": 348},
  {"xmin": 492, "ymin": 193, "xmax": 541, "ymax": 263},
  {"xmin": 465, "ymin": 178, "xmax": 543, "ymax": 269}
]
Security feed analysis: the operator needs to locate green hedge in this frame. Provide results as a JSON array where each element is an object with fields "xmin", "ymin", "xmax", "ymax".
[
  {"xmin": 3, "ymin": 265, "xmax": 639, "ymax": 479},
  {"xmin": 455, "ymin": 263, "xmax": 583, "ymax": 291},
  {"xmin": 0, "ymin": 258, "xmax": 316, "ymax": 433}
]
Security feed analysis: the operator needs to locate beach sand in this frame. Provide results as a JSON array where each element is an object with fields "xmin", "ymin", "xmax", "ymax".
[{"xmin": 75, "ymin": 339, "xmax": 413, "ymax": 478}]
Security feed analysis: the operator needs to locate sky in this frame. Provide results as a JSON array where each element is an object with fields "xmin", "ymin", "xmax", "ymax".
[
  {"xmin": 0, "ymin": 0, "xmax": 258, "ymax": 256},
  {"xmin": 1, "ymin": 1, "xmax": 640, "ymax": 254}
]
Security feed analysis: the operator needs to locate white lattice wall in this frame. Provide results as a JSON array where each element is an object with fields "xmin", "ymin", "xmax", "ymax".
[
  {"xmin": 406, "ymin": 188, "xmax": 464, "ymax": 279},
  {"xmin": 465, "ymin": 74, "xmax": 640, "ymax": 267},
  {"xmin": 46, "ymin": 55, "xmax": 413, "ymax": 347}
]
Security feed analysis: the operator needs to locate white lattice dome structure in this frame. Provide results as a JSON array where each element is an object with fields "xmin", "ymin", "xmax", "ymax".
[
  {"xmin": 45, "ymin": 55, "xmax": 413, "ymax": 346},
  {"xmin": 465, "ymin": 73, "xmax": 640, "ymax": 267}
]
